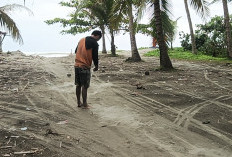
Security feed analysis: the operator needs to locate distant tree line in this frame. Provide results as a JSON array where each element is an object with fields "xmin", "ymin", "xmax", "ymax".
[
  {"xmin": 46, "ymin": 0, "xmax": 232, "ymax": 70},
  {"xmin": 1, "ymin": 0, "xmax": 232, "ymax": 70}
]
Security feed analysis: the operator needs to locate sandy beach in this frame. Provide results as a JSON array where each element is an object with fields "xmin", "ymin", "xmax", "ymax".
[{"xmin": 0, "ymin": 50, "xmax": 232, "ymax": 157}]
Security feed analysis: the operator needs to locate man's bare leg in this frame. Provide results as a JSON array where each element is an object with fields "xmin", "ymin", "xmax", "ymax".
[
  {"xmin": 76, "ymin": 86, "xmax": 82, "ymax": 107},
  {"xmin": 82, "ymin": 87, "xmax": 89, "ymax": 108}
]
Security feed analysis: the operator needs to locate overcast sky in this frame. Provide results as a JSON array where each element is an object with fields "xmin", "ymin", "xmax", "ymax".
[{"xmin": 0, "ymin": 0, "xmax": 230, "ymax": 54}]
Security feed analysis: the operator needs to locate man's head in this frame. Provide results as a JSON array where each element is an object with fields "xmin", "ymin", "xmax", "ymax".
[{"xmin": 91, "ymin": 30, "xmax": 102, "ymax": 41}]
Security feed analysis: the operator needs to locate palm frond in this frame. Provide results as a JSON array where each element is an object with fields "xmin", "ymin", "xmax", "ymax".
[
  {"xmin": 189, "ymin": 0, "xmax": 210, "ymax": 21},
  {"xmin": 111, "ymin": 0, "xmax": 128, "ymax": 29},
  {"xmin": 0, "ymin": 4, "xmax": 33, "ymax": 16},
  {"xmin": 136, "ymin": 0, "xmax": 148, "ymax": 22},
  {"xmin": 209, "ymin": 0, "xmax": 220, "ymax": 5},
  {"xmin": 210, "ymin": 0, "xmax": 232, "ymax": 5},
  {"xmin": 160, "ymin": 0, "xmax": 173, "ymax": 17},
  {"xmin": 0, "ymin": 10, "xmax": 23, "ymax": 44}
]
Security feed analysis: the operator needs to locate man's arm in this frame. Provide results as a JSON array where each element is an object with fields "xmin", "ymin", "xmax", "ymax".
[
  {"xmin": 75, "ymin": 45, "xmax": 78, "ymax": 54},
  {"xmin": 86, "ymin": 36, "xmax": 99, "ymax": 71},
  {"xmin": 92, "ymin": 45, "xmax": 99, "ymax": 71}
]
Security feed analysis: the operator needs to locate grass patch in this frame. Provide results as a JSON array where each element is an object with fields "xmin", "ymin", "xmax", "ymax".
[
  {"xmin": 138, "ymin": 47, "xmax": 150, "ymax": 50},
  {"xmin": 145, "ymin": 47, "xmax": 232, "ymax": 64},
  {"xmin": 116, "ymin": 50, "xmax": 125, "ymax": 53},
  {"xmin": 106, "ymin": 54, "xmax": 119, "ymax": 57}
]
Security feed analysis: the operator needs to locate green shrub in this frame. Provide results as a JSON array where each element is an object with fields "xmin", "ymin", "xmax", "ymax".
[{"xmin": 179, "ymin": 15, "xmax": 232, "ymax": 58}]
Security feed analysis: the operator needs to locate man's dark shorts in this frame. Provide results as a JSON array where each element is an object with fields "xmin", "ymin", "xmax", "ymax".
[{"xmin": 75, "ymin": 67, "xmax": 91, "ymax": 88}]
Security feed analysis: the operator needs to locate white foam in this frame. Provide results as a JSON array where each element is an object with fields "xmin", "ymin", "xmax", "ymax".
[{"xmin": 24, "ymin": 52, "xmax": 71, "ymax": 58}]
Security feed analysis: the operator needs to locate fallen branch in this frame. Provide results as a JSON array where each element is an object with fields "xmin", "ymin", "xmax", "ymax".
[
  {"xmin": 6, "ymin": 137, "xmax": 11, "ymax": 145},
  {"xmin": 22, "ymin": 80, "xmax": 30, "ymax": 91},
  {"xmin": 0, "ymin": 146, "xmax": 13, "ymax": 149}
]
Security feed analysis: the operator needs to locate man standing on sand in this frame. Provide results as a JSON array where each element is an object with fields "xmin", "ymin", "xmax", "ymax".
[{"xmin": 74, "ymin": 30, "xmax": 102, "ymax": 109}]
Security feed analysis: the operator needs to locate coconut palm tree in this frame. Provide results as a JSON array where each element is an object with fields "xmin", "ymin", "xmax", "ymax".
[
  {"xmin": 137, "ymin": 0, "xmax": 173, "ymax": 69},
  {"xmin": 113, "ymin": 0, "xmax": 141, "ymax": 61},
  {"xmin": 77, "ymin": 0, "xmax": 109, "ymax": 54},
  {"xmin": 183, "ymin": 0, "xmax": 209, "ymax": 54},
  {"xmin": 152, "ymin": 0, "xmax": 173, "ymax": 69},
  {"xmin": 211, "ymin": 0, "xmax": 232, "ymax": 58},
  {"xmin": 47, "ymin": 0, "xmax": 117, "ymax": 55},
  {"xmin": 168, "ymin": 17, "xmax": 181, "ymax": 50},
  {"xmin": 93, "ymin": 0, "xmax": 117, "ymax": 55}
]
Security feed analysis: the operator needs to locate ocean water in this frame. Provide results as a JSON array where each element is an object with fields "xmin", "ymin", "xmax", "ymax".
[{"xmin": 23, "ymin": 51, "xmax": 72, "ymax": 57}]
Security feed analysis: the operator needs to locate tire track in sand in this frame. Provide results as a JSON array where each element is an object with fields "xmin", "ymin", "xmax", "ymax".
[
  {"xmin": 174, "ymin": 95, "xmax": 229, "ymax": 129},
  {"xmin": 112, "ymin": 86, "xmax": 232, "ymax": 146}
]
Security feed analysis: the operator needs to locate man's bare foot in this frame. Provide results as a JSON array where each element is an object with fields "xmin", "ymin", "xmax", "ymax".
[
  {"xmin": 82, "ymin": 103, "xmax": 90, "ymax": 109},
  {"xmin": 77, "ymin": 102, "xmax": 82, "ymax": 107}
]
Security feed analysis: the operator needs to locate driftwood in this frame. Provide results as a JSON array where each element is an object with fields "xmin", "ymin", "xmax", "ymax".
[
  {"xmin": 14, "ymin": 151, "xmax": 35, "ymax": 155},
  {"xmin": 14, "ymin": 149, "xmax": 38, "ymax": 155}
]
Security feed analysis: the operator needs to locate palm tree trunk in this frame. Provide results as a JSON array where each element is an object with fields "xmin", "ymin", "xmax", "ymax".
[
  {"xmin": 154, "ymin": 0, "xmax": 173, "ymax": 69},
  {"xmin": 222, "ymin": 0, "xmax": 232, "ymax": 58},
  {"xmin": 128, "ymin": 4, "xmax": 141, "ymax": 62},
  {"xmin": 110, "ymin": 28, "xmax": 116, "ymax": 56},
  {"xmin": 184, "ymin": 0, "xmax": 197, "ymax": 54},
  {"xmin": 100, "ymin": 26, "xmax": 107, "ymax": 54},
  {"xmin": 0, "ymin": 36, "xmax": 2, "ymax": 52}
]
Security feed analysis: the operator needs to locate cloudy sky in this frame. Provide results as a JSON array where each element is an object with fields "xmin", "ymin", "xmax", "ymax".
[{"xmin": 0, "ymin": 0, "xmax": 230, "ymax": 55}]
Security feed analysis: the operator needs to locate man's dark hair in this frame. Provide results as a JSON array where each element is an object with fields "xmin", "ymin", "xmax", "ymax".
[{"xmin": 91, "ymin": 30, "xmax": 102, "ymax": 39}]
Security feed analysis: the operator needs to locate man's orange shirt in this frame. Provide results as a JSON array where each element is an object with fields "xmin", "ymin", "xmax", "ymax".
[{"xmin": 75, "ymin": 38, "xmax": 93, "ymax": 69}]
